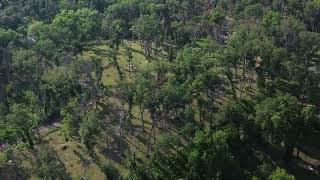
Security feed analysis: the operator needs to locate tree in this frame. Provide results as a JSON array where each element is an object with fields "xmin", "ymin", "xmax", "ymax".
[
  {"xmin": 304, "ymin": 0, "xmax": 320, "ymax": 32},
  {"xmin": 102, "ymin": 18, "xmax": 127, "ymax": 48},
  {"xmin": 107, "ymin": 47, "xmax": 124, "ymax": 80},
  {"xmin": 5, "ymin": 104, "xmax": 40, "ymax": 148},
  {"xmin": 192, "ymin": 69, "xmax": 223, "ymax": 128},
  {"xmin": 131, "ymin": 14, "xmax": 160, "ymax": 58},
  {"xmin": 143, "ymin": 81, "xmax": 161, "ymax": 157},
  {"xmin": 77, "ymin": 0, "xmax": 110, "ymax": 12},
  {"xmin": 41, "ymin": 66, "xmax": 80, "ymax": 118},
  {"xmin": 202, "ymin": 10, "xmax": 227, "ymax": 43},
  {"xmin": 106, "ymin": 0, "xmax": 140, "ymax": 27},
  {"xmin": 34, "ymin": 145, "xmax": 69, "ymax": 179},
  {"xmin": 120, "ymin": 82, "xmax": 135, "ymax": 123},
  {"xmin": 0, "ymin": 28, "xmax": 16, "ymax": 105},
  {"xmin": 243, "ymin": 4, "xmax": 264, "ymax": 19},
  {"xmin": 52, "ymin": 8, "xmax": 99, "ymax": 53},
  {"xmin": 133, "ymin": 74, "xmax": 152, "ymax": 132},
  {"xmin": 25, "ymin": 0, "xmax": 60, "ymax": 20},
  {"xmin": 79, "ymin": 109, "xmax": 100, "ymax": 149},
  {"xmin": 269, "ymin": 168, "xmax": 295, "ymax": 180},
  {"xmin": 124, "ymin": 43, "xmax": 134, "ymax": 77},
  {"xmin": 186, "ymin": 130, "xmax": 241, "ymax": 179},
  {"xmin": 255, "ymin": 95, "xmax": 316, "ymax": 161},
  {"xmin": 176, "ymin": 47, "xmax": 210, "ymax": 79},
  {"xmin": 0, "ymin": 2, "xmax": 24, "ymax": 29},
  {"xmin": 61, "ymin": 98, "xmax": 82, "ymax": 141},
  {"xmin": 130, "ymin": 129, "xmax": 243, "ymax": 179},
  {"xmin": 225, "ymin": 26, "xmax": 265, "ymax": 97},
  {"xmin": 215, "ymin": 100, "xmax": 253, "ymax": 133},
  {"xmin": 160, "ymin": 82, "xmax": 190, "ymax": 127}
]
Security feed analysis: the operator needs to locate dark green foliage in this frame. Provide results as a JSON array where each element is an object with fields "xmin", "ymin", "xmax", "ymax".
[
  {"xmin": 269, "ymin": 168, "xmax": 295, "ymax": 180},
  {"xmin": 61, "ymin": 98, "xmax": 82, "ymax": 140},
  {"xmin": 79, "ymin": 109, "xmax": 100, "ymax": 148},
  {"xmin": 101, "ymin": 162, "xmax": 120, "ymax": 180},
  {"xmin": 4, "ymin": 104, "xmax": 40, "ymax": 148},
  {"xmin": 1, "ymin": 0, "xmax": 319, "ymax": 179},
  {"xmin": 34, "ymin": 145, "xmax": 69, "ymax": 179},
  {"xmin": 255, "ymin": 95, "xmax": 318, "ymax": 161},
  {"xmin": 128, "ymin": 129, "xmax": 246, "ymax": 179}
]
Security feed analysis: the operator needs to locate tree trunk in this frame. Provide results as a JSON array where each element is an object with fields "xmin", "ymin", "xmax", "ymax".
[
  {"xmin": 169, "ymin": 44, "xmax": 173, "ymax": 61},
  {"xmin": 283, "ymin": 144, "xmax": 294, "ymax": 162},
  {"xmin": 114, "ymin": 57, "xmax": 124, "ymax": 80},
  {"xmin": 153, "ymin": 122, "xmax": 156, "ymax": 144},
  {"xmin": 234, "ymin": 64, "xmax": 238, "ymax": 81},
  {"xmin": 119, "ymin": 109, "xmax": 124, "ymax": 137},
  {"xmin": 25, "ymin": 130, "xmax": 34, "ymax": 149},
  {"xmin": 248, "ymin": 72, "xmax": 254, "ymax": 92},
  {"xmin": 128, "ymin": 103, "xmax": 133, "ymax": 120},
  {"xmin": 0, "ymin": 48, "xmax": 10, "ymax": 106},
  {"xmin": 146, "ymin": 120, "xmax": 156, "ymax": 158},
  {"xmin": 140, "ymin": 104, "xmax": 145, "ymax": 132},
  {"xmin": 240, "ymin": 60, "xmax": 247, "ymax": 98},
  {"xmin": 226, "ymin": 71, "xmax": 237, "ymax": 100},
  {"xmin": 199, "ymin": 110, "xmax": 202, "ymax": 123},
  {"xmin": 128, "ymin": 59, "xmax": 132, "ymax": 78},
  {"xmin": 140, "ymin": 40, "xmax": 144, "ymax": 52},
  {"xmin": 164, "ymin": 108, "xmax": 169, "ymax": 130}
]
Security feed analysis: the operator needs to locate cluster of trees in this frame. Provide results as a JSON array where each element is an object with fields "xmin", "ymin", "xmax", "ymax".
[
  {"xmin": 127, "ymin": 96, "xmax": 319, "ymax": 179},
  {"xmin": 1, "ymin": 0, "xmax": 320, "ymax": 179}
]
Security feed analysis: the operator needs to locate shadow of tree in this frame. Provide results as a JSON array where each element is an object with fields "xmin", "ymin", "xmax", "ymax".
[
  {"xmin": 257, "ymin": 143, "xmax": 320, "ymax": 180},
  {"xmin": 0, "ymin": 164, "xmax": 29, "ymax": 180},
  {"xmin": 35, "ymin": 145, "xmax": 71, "ymax": 180},
  {"xmin": 84, "ymin": 46, "xmax": 109, "ymax": 57},
  {"xmin": 130, "ymin": 47, "xmax": 144, "ymax": 55},
  {"xmin": 102, "ymin": 134, "xmax": 128, "ymax": 163}
]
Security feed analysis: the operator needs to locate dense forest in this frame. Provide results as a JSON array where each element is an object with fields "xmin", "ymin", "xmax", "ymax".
[{"xmin": 0, "ymin": 0, "xmax": 320, "ymax": 179}]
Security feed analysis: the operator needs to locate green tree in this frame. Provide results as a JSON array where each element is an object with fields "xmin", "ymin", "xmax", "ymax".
[
  {"xmin": 61, "ymin": 98, "xmax": 82, "ymax": 141},
  {"xmin": 269, "ymin": 168, "xmax": 295, "ymax": 180},
  {"xmin": 131, "ymin": 14, "xmax": 159, "ymax": 58},
  {"xmin": 34, "ymin": 145, "xmax": 69, "ymax": 179},
  {"xmin": 0, "ymin": 28, "xmax": 16, "ymax": 105},
  {"xmin": 193, "ymin": 69, "xmax": 223, "ymax": 128},
  {"xmin": 52, "ymin": 8, "xmax": 99, "ymax": 53},
  {"xmin": 186, "ymin": 130, "xmax": 241, "ymax": 179},
  {"xmin": 5, "ymin": 104, "xmax": 40, "ymax": 148},
  {"xmin": 79, "ymin": 109, "xmax": 100, "ymax": 149},
  {"xmin": 133, "ymin": 74, "xmax": 152, "ymax": 132},
  {"xmin": 41, "ymin": 66, "xmax": 79, "ymax": 117},
  {"xmin": 120, "ymin": 82, "xmax": 135, "ymax": 122},
  {"xmin": 255, "ymin": 95, "xmax": 316, "ymax": 161},
  {"xmin": 130, "ymin": 129, "xmax": 243, "ymax": 179}
]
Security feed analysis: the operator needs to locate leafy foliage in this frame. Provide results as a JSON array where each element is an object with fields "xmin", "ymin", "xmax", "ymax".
[{"xmin": 1, "ymin": 0, "xmax": 319, "ymax": 179}]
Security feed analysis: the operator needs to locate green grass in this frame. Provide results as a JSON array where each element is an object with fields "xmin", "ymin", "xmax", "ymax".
[
  {"xmin": 44, "ymin": 130, "xmax": 106, "ymax": 179},
  {"xmin": 82, "ymin": 41, "xmax": 153, "ymax": 86}
]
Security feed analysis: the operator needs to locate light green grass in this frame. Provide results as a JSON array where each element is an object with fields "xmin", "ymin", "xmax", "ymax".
[
  {"xmin": 44, "ymin": 130, "xmax": 106, "ymax": 179},
  {"xmin": 82, "ymin": 41, "xmax": 152, "ymax": 86}
]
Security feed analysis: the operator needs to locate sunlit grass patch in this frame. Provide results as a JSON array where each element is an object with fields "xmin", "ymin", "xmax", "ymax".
[{"xmin": 44, "ymin": 130, "xmax": 105, "ymax": 179}]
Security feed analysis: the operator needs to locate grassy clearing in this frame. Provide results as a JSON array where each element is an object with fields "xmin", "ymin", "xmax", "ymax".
[
  {"xmin": 9, "ymin": 41, "xmax": 182, "ymax": 179},
  {"xmin": 44, "ymin": 130, "xmax": 105, "ymax": 179},
  {"xmin": 82, "ymin": 41, "xmax": 152, "ymax": 86},
  {"xmin": 23, "ymin": 41, "xmax": 166, "ymax": 179}
]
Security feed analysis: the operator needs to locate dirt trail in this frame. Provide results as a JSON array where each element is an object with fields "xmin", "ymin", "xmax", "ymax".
[
  {"xmin": 0, "ymin": 120, "xmax": 61, "ymax": 150},
  {"xmin": 36, "ymin": 122, "xmax": 61, "ymax": 135}
]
